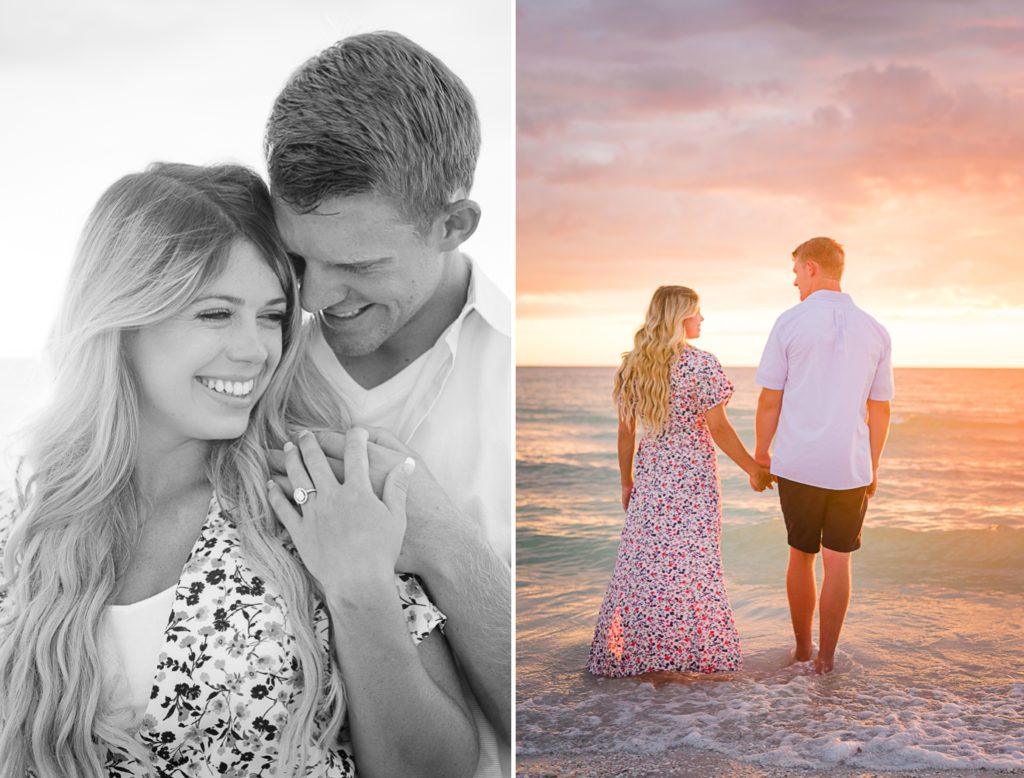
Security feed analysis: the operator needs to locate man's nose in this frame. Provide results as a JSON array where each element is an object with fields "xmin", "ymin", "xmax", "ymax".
[{"xmin": 299, "ymin": 260, "xmax": 349, "ymax": 313}]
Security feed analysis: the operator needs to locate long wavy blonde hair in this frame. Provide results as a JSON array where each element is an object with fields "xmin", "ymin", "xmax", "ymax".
[
  {"xmin": 0, "ymin": 163, "xmax": 349, "ymax": 777},
  {"xmin": 613, "ymin": 286, "xmax": 700, "ymax": 433}
]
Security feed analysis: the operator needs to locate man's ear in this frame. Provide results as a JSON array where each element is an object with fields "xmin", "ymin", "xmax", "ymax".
[{"xmin": 436, "ymin": 199, "xmax": 481, "ymax": 251}]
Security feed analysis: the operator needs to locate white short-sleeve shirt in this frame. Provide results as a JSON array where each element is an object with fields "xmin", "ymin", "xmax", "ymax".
[{"xmin": 755, "ymin": 290, "xmax": 894, "ymax": 490}]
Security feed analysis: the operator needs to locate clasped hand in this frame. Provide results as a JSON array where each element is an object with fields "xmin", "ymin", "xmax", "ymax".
[
  {"xmin": 266, "ymin": 427, "xmax": 415, "ymax": 601},
  {"xmin": 267, "ymin": 426, "xmax": 461, "ymax": 577},
  {"xmin": 749, "ymin": 465, "xmax": 774, "ymax": 492}
]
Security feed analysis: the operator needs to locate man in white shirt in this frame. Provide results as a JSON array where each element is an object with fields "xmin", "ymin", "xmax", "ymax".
[
  {"xmin": 754, "ymin": 237, "xmax": 893, "ymax": 675},
  {"xmin": 264, "ymin": 33, "xmax": 510, "ymax": 775}
]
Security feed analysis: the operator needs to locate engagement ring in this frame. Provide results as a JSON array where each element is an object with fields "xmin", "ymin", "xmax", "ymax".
[{"xmin": 293, "ymin": 487, "xmax": 317, "ymax": 505}]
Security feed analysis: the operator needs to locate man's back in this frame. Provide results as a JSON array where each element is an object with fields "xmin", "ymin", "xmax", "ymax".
[{"xmin": 756, "ymin": 290, "xmax": 893, "ymax": 490}]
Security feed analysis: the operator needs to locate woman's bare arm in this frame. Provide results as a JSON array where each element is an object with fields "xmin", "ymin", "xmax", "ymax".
[
  {"xmin": 618, "ymin": 414, "xmax": 637, "ymax": 511},
  {"xmin": 705, "ymin": 403, "xmax": 772, "ymax": 491}
]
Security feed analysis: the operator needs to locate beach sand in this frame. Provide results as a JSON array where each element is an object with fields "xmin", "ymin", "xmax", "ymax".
[{"xmin": 517, "ymin": 748, "xmax": 1023, "ymax": 777}]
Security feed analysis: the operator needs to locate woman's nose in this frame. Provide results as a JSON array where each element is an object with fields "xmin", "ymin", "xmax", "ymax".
[{"xmin": 227, "ymin": 321, "xmax": 271, "ymax": 363}]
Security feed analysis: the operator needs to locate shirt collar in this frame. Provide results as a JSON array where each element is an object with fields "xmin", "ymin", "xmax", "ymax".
[
  {"xmin": 804, "ymin": 289, "xmax": 853, "ymax": 305},
  {"xmin": 463, "ymin": 255, "xmax": 511, "ymax": 339}
]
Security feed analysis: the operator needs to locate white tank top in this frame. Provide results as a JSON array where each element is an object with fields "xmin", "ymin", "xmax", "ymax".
[{"xmin": 97, "ymin": 585, "xmax": 176, "ymax": 725}]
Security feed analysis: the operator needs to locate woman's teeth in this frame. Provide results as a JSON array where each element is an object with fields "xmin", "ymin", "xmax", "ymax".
[{"xmin": 199, "ymin": 377, "xmax": 255, "ymax": 398}]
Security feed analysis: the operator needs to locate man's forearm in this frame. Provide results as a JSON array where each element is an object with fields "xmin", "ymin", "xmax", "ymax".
[
  {"xmin": 416, "ymin": 518, "xmax": 511, "ymax": 742},
  {"xmin": 755, "ymin": 389, "xmax": 783, "ymax": 459},
  {"xmin": 867, "ymin": 401, "xmax": 891, "ymax": 473}
]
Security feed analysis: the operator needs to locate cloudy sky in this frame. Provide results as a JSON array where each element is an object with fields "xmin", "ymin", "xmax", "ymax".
[
  {"xmin": 0, "ymin": 0, "xmax": 512, "ymax": 360},
  {"xmin": 517, "ymin": 0, "xmax": 1024, "ymax": 366}
]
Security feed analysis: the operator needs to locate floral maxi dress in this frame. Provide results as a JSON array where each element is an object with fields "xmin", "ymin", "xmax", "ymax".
[{"xmin": 588, "ymin": 348, "xmax": 742, "ymax": 677}]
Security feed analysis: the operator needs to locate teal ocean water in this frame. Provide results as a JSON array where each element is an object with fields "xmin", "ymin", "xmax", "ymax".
[{"xmin": 517, "ymin": 367, "xmax": 1024, "ymax": 772}]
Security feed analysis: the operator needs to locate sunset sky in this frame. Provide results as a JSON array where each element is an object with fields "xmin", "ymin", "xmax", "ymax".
[{"xmin": 517, "ymin": 0, "xmax": 1024, "ymax": 367}]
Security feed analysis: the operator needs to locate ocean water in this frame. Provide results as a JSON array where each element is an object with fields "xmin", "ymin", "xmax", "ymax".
[{"xmin": 517, "ymin": 367, "xmax": 1024, "ymax": 773}]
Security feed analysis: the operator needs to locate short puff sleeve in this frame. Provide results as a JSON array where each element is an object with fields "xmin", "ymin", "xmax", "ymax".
[
  {"xmin": 695, "ymin": 352, "xmax": 735, "ymax": 413},
  {"xmin": 395, "ymin": 573, "xmax": 446, "ymax": 644}
]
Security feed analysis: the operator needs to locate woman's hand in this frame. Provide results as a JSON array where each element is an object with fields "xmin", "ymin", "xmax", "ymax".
[
  {"xmin": 266, "ymin": 427, "xmax": 415, "ymax": 600},
  {"xmin": 748, "ymin": 465, "xmax": 774, "ymax": 492},
  {"xmin": 621, "ymin": 483, "xmax": 633, "ymax": 512},
  {"xmin": 268, "ymin": 427, "xmax": 475, "ymax": 576}
]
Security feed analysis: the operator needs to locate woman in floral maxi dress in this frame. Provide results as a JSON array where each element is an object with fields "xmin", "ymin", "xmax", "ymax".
[{"xmin": 588, "ymin": 286, "xmax": 772, "ymax": 677}]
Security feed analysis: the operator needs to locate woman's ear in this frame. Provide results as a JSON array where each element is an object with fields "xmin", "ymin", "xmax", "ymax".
[{"xmin": 437, "ymin": 199, "xmax": 481, "ymax": 252}]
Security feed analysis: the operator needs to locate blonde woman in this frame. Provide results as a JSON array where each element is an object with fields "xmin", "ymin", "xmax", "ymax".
[
  {"xmin": 0, "ymin": 163, "xmax": 477, "ymax": 777},
  {"xmin": 588, "ymin": 286, "xmax": 771, "ymax": 677}
]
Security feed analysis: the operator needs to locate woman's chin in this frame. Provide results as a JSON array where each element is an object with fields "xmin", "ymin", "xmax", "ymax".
[{"xmin": 196, "ymin": 415, "xmax": 252, "ymax": 442}]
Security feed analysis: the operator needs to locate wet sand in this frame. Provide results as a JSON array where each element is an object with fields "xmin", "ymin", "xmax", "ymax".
[{"xmin": 517, "ymin": 748, "xmax": 1024, "ymax": 777}]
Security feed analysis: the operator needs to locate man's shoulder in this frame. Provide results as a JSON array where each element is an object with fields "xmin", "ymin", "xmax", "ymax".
[
  {"xmin": 849, "ymin": 303, "xmax": 891, "ymax": 341},
  {"xmin": 769, "ymin": 301, "xmax": 809, "ymax": 333}
]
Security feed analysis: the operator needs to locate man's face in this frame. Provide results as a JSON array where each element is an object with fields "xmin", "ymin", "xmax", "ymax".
[
  {"xmin": 792, "ymin": 258, "xmax": 813, "ymax": 301},
  {"xmin": 274, "ymin": 193, "xmax": 444, "ymax": 358}
]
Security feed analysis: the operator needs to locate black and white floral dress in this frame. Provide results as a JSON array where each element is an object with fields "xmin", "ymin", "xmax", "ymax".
[{"xmin": 0, "ymin": 494, "xmax": 445, "ymax": 776}]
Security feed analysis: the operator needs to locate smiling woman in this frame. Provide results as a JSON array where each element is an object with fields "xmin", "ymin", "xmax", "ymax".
[
  {"xmin": 0, "ymin": 163, "xmax": 478, "ymax": 777},
  {"xmin": 128, "ymin": 241, "xmax": 287, "ymax": 444}
]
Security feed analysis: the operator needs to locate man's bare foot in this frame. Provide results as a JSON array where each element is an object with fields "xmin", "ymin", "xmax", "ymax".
[
  {"xmin": 790, "ymin": 643, "xmax": 814, "ymax": 663},
  {"xmin": 814, "ymin": 654, "xmax": 835, "ymax": 674}
]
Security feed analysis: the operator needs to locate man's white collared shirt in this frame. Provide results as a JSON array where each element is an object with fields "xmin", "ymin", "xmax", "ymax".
[
  {"xmin": 307, "ymin": 257, "xmax": 512, "ymax": 564},
  {"xmin": 755, "ymin": 290, "xmax": 894, "ymax": 490}
]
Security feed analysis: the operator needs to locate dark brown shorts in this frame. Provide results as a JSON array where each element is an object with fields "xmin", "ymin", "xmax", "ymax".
[{"xmin": 777, "ymin": 477, "xmax": 869, "ymax": 554}]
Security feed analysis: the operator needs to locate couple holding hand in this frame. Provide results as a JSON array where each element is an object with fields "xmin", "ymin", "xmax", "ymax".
[{"xmin": 590, "ymin": 237, "xmax": 894, "ymax": 678}]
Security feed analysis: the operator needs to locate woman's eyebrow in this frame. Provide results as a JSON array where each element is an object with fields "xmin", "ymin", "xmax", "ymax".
[{"xmin": 191, "ymin": 294, "xmax": 288, "ymax": 306}]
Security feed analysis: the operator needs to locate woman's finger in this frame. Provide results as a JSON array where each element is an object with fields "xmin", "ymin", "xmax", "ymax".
[
  {"xmin": 343, "ymin": 427, "xmax": 371, "ymax": 488},
  {"xmin": 295, "ymin": 430, "xmax": 337, "ymax": 489},
  {"xmin": 271, "ymin": 473, "xmax": 293, "ymax": 497},
  {"xmin": 282, "ymin": 440, "xmax": 314, "ymax": 497},
  {"xmin": 267, "ymin": 448, "xmax": 288, "ymax": 476},
  {"xmin": 314, "ymin": 430, "xmax": 347, "ymax": 461},
  {"xmin": 364, "ymin": 425, "xmax": 410, "ymax": 454},
  {"xmin": 382, "ymin": 457, "xmax": 416, "ymax": 517},
  {"xmin": 267, "ymin": 480, "xmax": 301, "ymax": 529}
]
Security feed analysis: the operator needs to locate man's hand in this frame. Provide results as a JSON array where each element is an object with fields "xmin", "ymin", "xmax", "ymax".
[{"xmin": 866, "ymin": 473, "xmax": 878, "ymax": 499}]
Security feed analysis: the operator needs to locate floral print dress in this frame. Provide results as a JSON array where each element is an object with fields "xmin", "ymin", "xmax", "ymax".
[
  {"xmin": 588, "ymin": 348, "xmax": 742, "ymax": 677},
  {"xmin": 0, "ymin": 494, "xmax": 445, "ymax": 776}
]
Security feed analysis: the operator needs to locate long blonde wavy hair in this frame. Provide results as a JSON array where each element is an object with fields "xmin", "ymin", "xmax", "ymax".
[
  {"xmin": 613, "ymin": 286, "xmax": 700, "ymax": 434},
  {"xmin": 0, "ymin": 163, "xmax": 349, "ymax": 777}
]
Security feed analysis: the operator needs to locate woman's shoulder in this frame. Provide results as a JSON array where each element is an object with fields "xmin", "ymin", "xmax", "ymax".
[{"xmin": 678, "ymin": 347, "xmax": 724, "ymax": 370}]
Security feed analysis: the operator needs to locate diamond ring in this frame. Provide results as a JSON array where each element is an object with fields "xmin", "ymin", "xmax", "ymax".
[{"xmin": 293, "ymin": 487, "xmax": 318, "ymax": 505}]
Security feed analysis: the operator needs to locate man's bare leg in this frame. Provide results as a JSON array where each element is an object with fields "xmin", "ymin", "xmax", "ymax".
[
  {"xmin": 816, "ymin": 548, "xmax": 852, "ymax": 674},
  {"xmin": 786, "ymin": 547, "xmax": 817, "ymax": 662}
]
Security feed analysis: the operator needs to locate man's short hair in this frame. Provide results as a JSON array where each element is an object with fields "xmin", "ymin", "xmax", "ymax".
[
  {"xmin": 793, "ymin": 236, "xmax": 844, "ymax": 279},
  {"xmin": 265, "ymin": 31, "xmax": 481, "ymax": 230}
]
